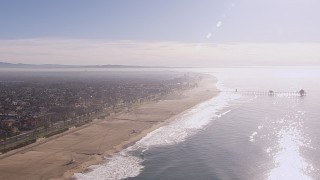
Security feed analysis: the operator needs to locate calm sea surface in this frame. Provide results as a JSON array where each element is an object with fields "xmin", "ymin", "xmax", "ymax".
[{"xmin": 75, "ymin": 67, "xmax": 320, "ymax": 180}]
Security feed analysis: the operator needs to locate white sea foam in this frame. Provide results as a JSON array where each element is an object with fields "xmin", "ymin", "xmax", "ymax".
[
  {"xmin": 250, "ymin": 124, "xmax": 264, "ymax": 142},
  {"xmin": 74, "ymin": 76, "xmax": 240, "ymax": 180},
  {"xmin": 249, "ymin": 132, "xmax": 258, "ymax": 142},
  {"xmin": 132, "ymin": 94, "xmax": 236, "ymax": 150},
  {"xmin": 75, "ymin": 154, "xmax": 143, "ymax": 180}
]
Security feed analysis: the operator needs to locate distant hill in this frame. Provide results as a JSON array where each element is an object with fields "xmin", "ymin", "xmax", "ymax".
[{"xmin": 0, "ymin": 62, "xmax": 162, "ymax": 69}]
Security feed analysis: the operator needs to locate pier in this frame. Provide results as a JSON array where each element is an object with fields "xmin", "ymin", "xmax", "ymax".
[{"xmin": 222, "ymin": 89, "xmax": 307, "ymax": 96}]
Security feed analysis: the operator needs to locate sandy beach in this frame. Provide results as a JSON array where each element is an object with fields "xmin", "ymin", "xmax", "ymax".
[{"xmin": 0, "ymin": 74, "xmax": 218, "ymax": 180}]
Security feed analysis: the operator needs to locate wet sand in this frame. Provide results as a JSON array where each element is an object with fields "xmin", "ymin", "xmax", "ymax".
[{"xmin": 0, "ymin": 75, "xmax": 218, "ymax": 180}]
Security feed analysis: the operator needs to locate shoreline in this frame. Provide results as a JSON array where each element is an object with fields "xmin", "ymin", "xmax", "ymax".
[{"xmin": 0, "ymin": 74, "xmax": 219, "ymax": 180}]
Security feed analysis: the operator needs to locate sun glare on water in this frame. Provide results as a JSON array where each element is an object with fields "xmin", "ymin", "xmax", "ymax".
[{"xmin": 267, "ymin": 113, "xmax": 314, "ymax": 180}]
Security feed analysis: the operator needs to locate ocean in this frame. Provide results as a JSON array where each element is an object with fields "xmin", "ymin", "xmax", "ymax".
[{"xmin": 75, "ymin": 67, "xmax": 320, "ymax": 180}]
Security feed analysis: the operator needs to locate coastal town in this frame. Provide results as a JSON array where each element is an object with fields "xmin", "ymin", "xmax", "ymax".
[{"xmin": 0, "ymin": 71, "xmax": 199, "ymax": 152}]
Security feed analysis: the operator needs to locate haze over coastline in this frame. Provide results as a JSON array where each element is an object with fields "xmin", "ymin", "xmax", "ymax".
[
  {"xmin": 1, "ymin": 40, "xmax": 320, "ymax": 67},
  {"xmin": 0, "ymin": 61, "xmax": 168, "ymax": 69}
]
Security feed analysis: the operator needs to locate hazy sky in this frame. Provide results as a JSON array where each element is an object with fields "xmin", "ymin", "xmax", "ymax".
[{"xmin": 1, "ymin": 0, "xmax": 320, "ymax": 66}]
